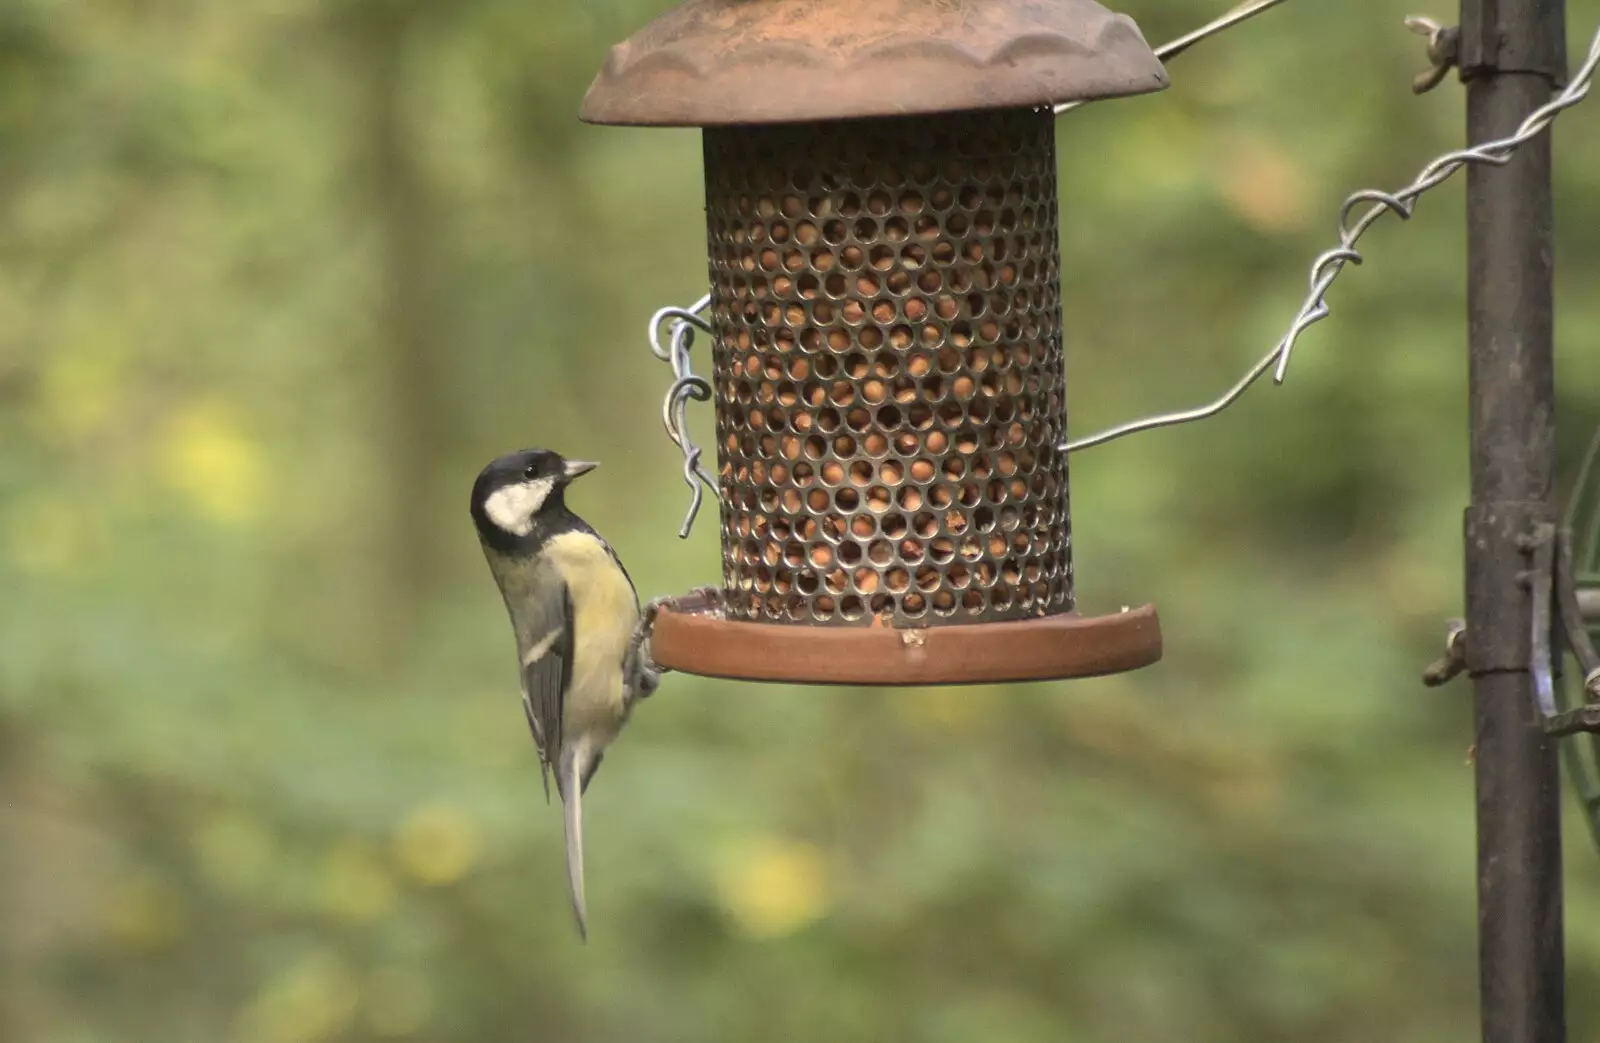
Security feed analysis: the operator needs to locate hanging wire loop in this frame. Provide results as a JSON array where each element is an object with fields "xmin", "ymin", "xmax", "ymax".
[
  {"xmin": 647, "ymin": 296, "xmax": 719, "ymax": 537},
  {"xmin": 1064, "ymin": 15, "xmax": 1600, "ymax": 454}
]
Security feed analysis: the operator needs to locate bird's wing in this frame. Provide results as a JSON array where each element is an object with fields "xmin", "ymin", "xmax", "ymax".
[
  {"xmin": 598, "ymin": 537, "xmax": 640, "ymax": 610},
  {"xmin": 514, "ymin": 575, "xmax": 576, "ymax": 782}
]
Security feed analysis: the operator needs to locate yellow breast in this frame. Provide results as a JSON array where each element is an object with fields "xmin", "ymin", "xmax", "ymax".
[{"xmin": 544, "ymin": 531, "xmax": 639, "ymax": 725}]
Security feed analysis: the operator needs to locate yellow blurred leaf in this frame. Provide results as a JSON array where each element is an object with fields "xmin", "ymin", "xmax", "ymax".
[
  {"xmin": 714, "ymin": 836, "xmax": 830, "ymax": 939},
  {"xmin": 36, "ymin": 343, "xmax": 122, "ymax": 441},
  {"xmin": 236, "ymin": 949, "xmax": 360, "ymax": 1043},
  {"xmin": 393, "ymin": 802, "xmax": 481, "ymax": 887},
  {"xmin": 320, "ymin": 840, "xmax": 397, "ymax": 923},
  {"xmin": 157, "ymin": 400, "xmax": 265, "ymax": 525}
]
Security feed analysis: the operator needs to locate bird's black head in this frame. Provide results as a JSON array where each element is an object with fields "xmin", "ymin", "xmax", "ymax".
[{"xmin": 470, "ymin": 448, "xmax": 598, "ymax": 550}]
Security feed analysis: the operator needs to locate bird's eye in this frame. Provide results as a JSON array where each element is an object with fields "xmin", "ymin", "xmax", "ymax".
[{"xmin": 523, "ymin": 465, "xmax": 538, "ymax": 479}]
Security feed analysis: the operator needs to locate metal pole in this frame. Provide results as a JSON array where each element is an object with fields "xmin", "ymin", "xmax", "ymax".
[{"xmin": 1460, "ymin": 1, "xmax": 1568, "ymax": 1041}]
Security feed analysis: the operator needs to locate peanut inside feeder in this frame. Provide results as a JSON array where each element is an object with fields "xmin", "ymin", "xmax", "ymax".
[
  {"xmin": 582, "ymin": 0, "xmax": 1168, "ymax": 685},
  {"xmin": 708, "ymin": 111, "xmax": 1070, "ymax": 628}
]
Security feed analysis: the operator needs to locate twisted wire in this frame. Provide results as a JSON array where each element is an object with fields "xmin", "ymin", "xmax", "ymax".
[
  {"xmin": 1064, "ymin": 18, "xmax": 1600, "ymax": 453},
  {"xmin": 647, "ymin": 296, "xmax": 718, "ymax": 537}
]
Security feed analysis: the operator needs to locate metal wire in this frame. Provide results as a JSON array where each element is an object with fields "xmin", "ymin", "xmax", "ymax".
[
  {"xmin": 1064, "ymin": 16, "xmax": 1600, "ymax": 453},
  {"xmin": 647, "ymin": 297, "xmax": 718, "ymax": 537},
  {"xmin": 1555, "ymin": 673, "xmax": 1600, "ymax": 854},
  {"xmin": 1054, "ymin": 0, "xmax": 1294, "ymax": 116}
]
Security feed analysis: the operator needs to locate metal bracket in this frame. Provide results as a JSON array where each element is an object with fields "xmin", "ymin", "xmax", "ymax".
[
  {"xmin": 1406, "ymin": 16, "xmax": 1461, "ymax": 94},
  {"xmin": 1460, "ymin": 0, "xmax": 1569, "ymax": 86},
  {"xmin": 1421, "ymin": 618, "xmax": 1468, "ymax": 685},
  {"xmin": 1427, "ymin": 523, "xmax": 1600, "ymax": 733},
  {"xmin": 1540, "ymin": 528, "xmax": 1600, "ymax": 735},
  {"xmin": 1430, "ymin": 524, "xmax": 1600, "ymax": 849},
  {"xmin": 1529, "ymin": 521, "xmax": 1559, "ymax": 718},
  {"xmin": 1462, "ymin": 504, "xmax": 1552, "ymax": 673},
  {"xmin": 1530, "ymin": 526, "xmax": 1600, "ymax": 855}
]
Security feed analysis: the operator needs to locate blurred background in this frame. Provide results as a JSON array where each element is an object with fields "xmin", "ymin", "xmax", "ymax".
[{"xmin": 3, "ymin": 0, "xmax": 1600, "ymax": 1040}]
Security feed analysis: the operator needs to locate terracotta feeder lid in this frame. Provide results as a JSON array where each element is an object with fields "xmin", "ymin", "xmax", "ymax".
[{"xmin": 579, "ymin": 0, "xmax": 1169, "ymax": 128}]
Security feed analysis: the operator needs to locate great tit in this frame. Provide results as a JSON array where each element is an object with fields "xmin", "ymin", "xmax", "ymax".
[{"xmin": 470, "ymin": 447, "xmax": 649, "ymax": 940}]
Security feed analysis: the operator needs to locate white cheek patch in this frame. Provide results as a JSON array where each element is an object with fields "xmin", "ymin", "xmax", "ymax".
[{"xmin": 484, "ymin": 478, "xmax": 554, "ymax": 537}]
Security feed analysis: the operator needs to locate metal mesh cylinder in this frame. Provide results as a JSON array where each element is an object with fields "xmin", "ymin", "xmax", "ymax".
[{"xmin": 705, "ymin": 108, "xmax": 1072, "ymax": 628}]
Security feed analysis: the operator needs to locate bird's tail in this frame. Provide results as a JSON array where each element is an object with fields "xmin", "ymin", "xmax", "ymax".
[{"xmin": 559, "ymin": 750, "xmax": 588, "ymax": 942}]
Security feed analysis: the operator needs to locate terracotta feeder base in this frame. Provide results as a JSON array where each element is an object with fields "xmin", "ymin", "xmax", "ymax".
[{"xmin": 649, "ymin": 603, "xmax": 1162, "ymax": 686}]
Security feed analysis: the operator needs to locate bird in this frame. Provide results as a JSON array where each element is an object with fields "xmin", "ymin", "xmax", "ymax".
[{"xmin": 469, "ymin": 447, "xmax": 650, "ymax": 940}]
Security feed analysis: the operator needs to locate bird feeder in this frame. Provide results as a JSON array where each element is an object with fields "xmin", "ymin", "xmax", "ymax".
[{"xmin": 581, "ymin": 0, "xmax": 1168, "ymax": 686}]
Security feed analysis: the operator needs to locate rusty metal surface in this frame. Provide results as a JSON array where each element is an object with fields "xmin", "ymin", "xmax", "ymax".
[
  {"xmin": 650, "ymin": 602, "xmax": 1162, "ymax": 685},
  {"xmin": 703, "ymin": 108, "xmax": 1073, "ymax": 629},
  {"xmin": 579, "ymin": 0, "xmax": 1167, "ymax": 127},
  {"xmin": 1546, "ymin": 704, "xmax": 1600, "ymax": 737}
]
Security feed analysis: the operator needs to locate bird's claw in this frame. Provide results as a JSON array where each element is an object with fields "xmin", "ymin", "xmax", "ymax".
[
  {"xmin": 632, "ymin": 660, "xmax": 663, "ymax": 699},
  {"xmin": 628, "ymin": 586, "xmax": 723, "ymax": 701},
  {"xmin": 689, "ymin": 585, "xmax": 723, "ymax": 609}
]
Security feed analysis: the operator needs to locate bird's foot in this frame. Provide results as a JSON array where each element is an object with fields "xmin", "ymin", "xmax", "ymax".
[
  {"xmin": 628, "ymin": 587, "xmax": 723, "ymax": 700},
  {"xmin": 672, "ymin": 585, "xmax": 723, "ymax": 616},
  {"xmin": 631, "ymin": 660, "xmax": 663, "ymax": 700}
]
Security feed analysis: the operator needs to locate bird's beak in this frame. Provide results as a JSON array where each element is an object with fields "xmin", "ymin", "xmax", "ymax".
[{"xmin": 563, "ymin": 460, "xmax": 599, "ymax": 480}]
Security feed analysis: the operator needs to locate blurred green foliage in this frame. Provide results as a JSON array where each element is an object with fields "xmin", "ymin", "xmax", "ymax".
[{"xmin": 4, "ymin": 1, "xmax": 1600, "ymax": 1040}]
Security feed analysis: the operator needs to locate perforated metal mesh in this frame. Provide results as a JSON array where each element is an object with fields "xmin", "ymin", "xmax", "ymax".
[{"xmin": 704, "ymin": 108, "xmax": 1072, "ymax": 627}]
